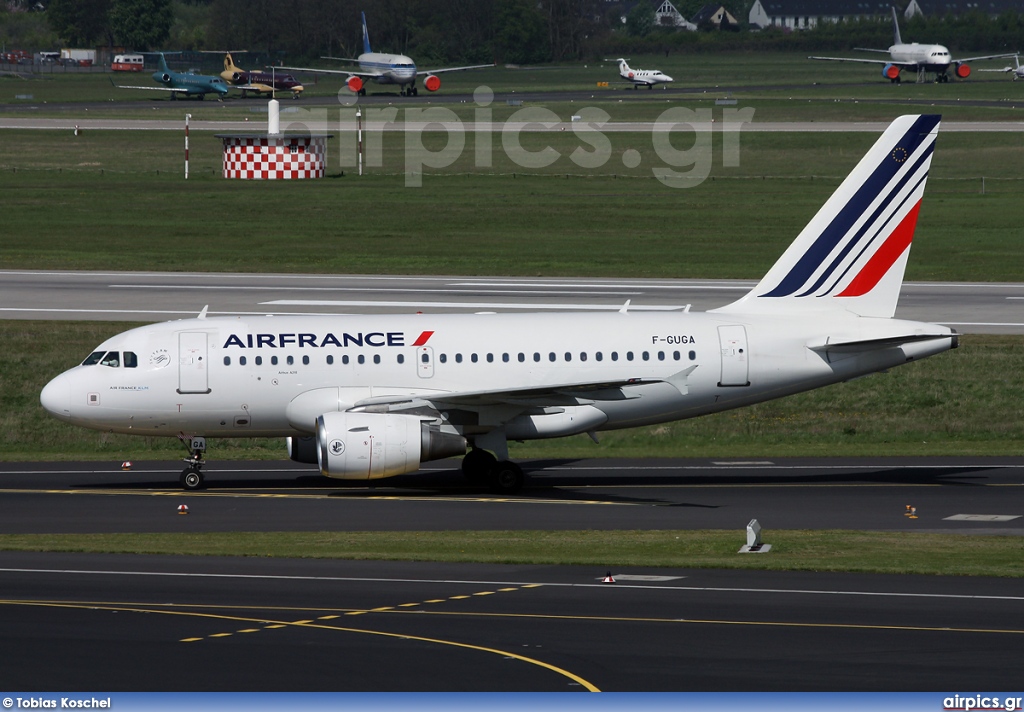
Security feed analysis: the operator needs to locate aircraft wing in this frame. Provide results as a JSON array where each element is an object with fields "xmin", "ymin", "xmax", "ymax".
[
  {"xmin": 957, "ymin": 52, "xmax": 1019, "ymax": 63},
  {"xmin": 277, "ymin": 65, "xmax": 382, "ymax": 78},
  {"xmin": 808, "ymin": 55, "xmax": 892, "ymax": 65},
  {"xmin": 418, "ymin": 63, "xmax": 495, "ymax": 75},
  {"xmin": 351, "ymin": 367, "xmax": 697, "ymax": 410},
  {"xmin": 113, "ymin": 84, "xmax": 193, "ymax": 93}
]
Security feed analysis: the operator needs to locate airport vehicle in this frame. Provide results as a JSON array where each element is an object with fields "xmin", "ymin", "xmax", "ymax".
[
  {"xmin": 112, "ymin": 54, "xmax": 144, "ymax": 72},
  {"xmin": 40, "ymin": 115, "xmax": 957, "ymax": 493},
  {"xmin": 279, "ymin": 11, "xmax": 492, "ymax": 97},
  {"xmin": 978, "ymin": 54, "xmax": 1023, "ymax": 80},
  {"xmin": 220, "ymin": 53, "xmax": 304, "ymax": 98},
  {"xmin": 612, "ymin": 58, "xmax": 673, "ymax": 88},
  {"xmin": 810, "ymin": 7, "xmax": 1015, "ymax": 83},
  {"xmin": 113, "ymin": 53, "xmax": 230, "ymax": 99}
]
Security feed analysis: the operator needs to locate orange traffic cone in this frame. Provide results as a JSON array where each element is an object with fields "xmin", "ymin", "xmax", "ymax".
[
  {"xmin": 121, "ymin": 461, "xmax": 132, "ymax": 470},
  {"xmin": 177, "ymin": 504, "xmax": 189, "ymax": 515},
  {"xmin": 602, "ymin": 572, "xmax": 615, "ymax": 584}
]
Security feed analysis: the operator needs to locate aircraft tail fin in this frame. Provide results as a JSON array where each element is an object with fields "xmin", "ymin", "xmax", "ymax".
[
  {"xmin": 892, "ymin": 6, "xmax": 903, "ymax": 45},
  {"xmin": 362, "ymin": 11, "xmax": 372, "ymax": 54},
  {"xmin": 156, "ymin": 52, "xmax": 170, "ymax": 73},
  {"xmin": 224, "ymin": 53, "xmax": 237, "ymax": 72},
  {"xmin": 713, "ymin": 114, "xmax": 940, "ymax": 319}
]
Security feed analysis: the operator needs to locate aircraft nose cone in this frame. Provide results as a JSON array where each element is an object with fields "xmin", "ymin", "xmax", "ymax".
[
  {"xmin": 40, "ymin": 373, "xmax": 71, "ymax": 419},
  {"xmin": 663, "ymin": 75, "xmax": 674, "ymax": 82}
]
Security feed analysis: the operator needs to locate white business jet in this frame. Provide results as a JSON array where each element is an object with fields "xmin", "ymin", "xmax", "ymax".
[
  {"xmin": 810, "ymin": 7, "xmax": 1016, "ymax": 83},
  {"xmin": 279, "ymin": 11, "xmax": 493, "ymax": 97},
  {"xmin": 41, "ymin": 115, "xmax": 957, "ymax": 493},
  {"xmin": 613, "ymin": 58, "xmax": 673, "ymax": 88}
]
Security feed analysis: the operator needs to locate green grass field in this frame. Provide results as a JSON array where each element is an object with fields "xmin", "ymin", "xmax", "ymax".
[
  {"xmin": 0, "ymin": 530, "xmax": 1021, "ymax": 577},
  {"xmin": 0, "ymin": 129, "xmax": 1020, "ymax": 279}
]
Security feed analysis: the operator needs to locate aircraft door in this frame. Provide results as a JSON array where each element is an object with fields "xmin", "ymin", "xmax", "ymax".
[
  {"xmin": 417, "ymin": 346, "xmax": 434, "ymax": 378},
  {"xmin": 718, "ymin": 325, "xmax": 750, "ymax": 387},
  {"xmin": 178, "ymin": 331, "xmax": 211, "ymax": 394}
]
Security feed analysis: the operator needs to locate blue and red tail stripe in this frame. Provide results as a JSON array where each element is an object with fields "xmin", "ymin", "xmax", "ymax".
[{"xmin": 760, "ymin": 114, "xmax": 939, "ymax": 299}]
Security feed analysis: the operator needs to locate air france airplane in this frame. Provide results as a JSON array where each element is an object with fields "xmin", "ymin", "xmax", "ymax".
[
  {"xmin": 279, "ymin": 12, "xmax": 492, "ymax": 97},
  {"xmin": 41, "ymin": 115, "xmax": 957, "ymax": 493},
  {"xmin": 810, "ymin": 7, "xmax": 1015, "ymax": 83},
  {"xmin": 614, "ymin": 58, "xmax": 673, "ymax": 88}
]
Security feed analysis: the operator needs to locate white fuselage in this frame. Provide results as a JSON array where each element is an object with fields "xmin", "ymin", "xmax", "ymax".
[
  {"xmin": 358, "ymin": 52, "xmax": 417, "ymax": 86},
  {"xmin": 40, "ymin": 310, "xmax": 954, "ymax": 441},
  {"xmin": 890, "ymin": 42, "xmax": 951, "ymax": 70}
]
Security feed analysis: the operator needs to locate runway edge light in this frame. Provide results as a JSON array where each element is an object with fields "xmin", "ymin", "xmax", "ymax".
[{"xmin": 738, "ymin": 519, "xmax": 772, "ymax": 554}]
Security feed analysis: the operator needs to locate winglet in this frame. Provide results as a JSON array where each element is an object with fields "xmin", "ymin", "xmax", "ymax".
[
  {"xmin": 619, "ymin": 299, "xmax": 631, "ymax": 314},
  {"xmin": 198, "ymin": 305, "xmax": 209, "ymax": 319}
]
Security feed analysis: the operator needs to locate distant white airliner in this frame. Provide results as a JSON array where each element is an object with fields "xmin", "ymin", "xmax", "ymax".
[
  {"xmin": 41, "ymin": 115, "xmax": 957, "ymax": 494},
  {"xmin": 613, "ymin": 58, "xmax": 673, "ymax": 88},
  {"xmin": 279, "ymin": 11, "xmax": 493, "ymax": 97},
  {"xmin": 810, "ymin": 7, "xmax": 1016, "ymax": 83}
]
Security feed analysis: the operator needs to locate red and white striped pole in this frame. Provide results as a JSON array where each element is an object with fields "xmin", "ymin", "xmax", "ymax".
[{"xmin": 184, "ymin": 113, "xmax": 191, "ymax": 180}]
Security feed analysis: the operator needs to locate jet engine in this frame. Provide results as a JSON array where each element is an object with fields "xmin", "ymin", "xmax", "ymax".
[
  {"xmin": 882, "ymin": 64, "xmax": 901, "ymax": 82},
  {"xmin": 316, "ymin": 412, "xmax": 466, "ymax": 480},
  {"xmin": 230, "ymin": 72, "xmax": 243, "ymax": 82},
  {"xmin": 424, "ymin": 74, "xmax": 441, "ymax": 92},
  {"xmin": 159, "ymin": 73, "xmax": 172, "ymax": 83},
  {"xmin": 347, "ymin": 76, "xmax": 364, "ymax": 93},
  {"xmin": 955, "ymin": 62, "xmax": 971, "ymax": 78}
]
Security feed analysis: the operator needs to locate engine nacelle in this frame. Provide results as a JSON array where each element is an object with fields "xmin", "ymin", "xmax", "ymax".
[
  {"xmin": 424, "ymin": 74, "xmax": 441, "ymax": 92},
  {"xmin": 316, "ymin": 412, "xmax": 466, "ymax": 480},
  {"xmin": 347, "ymin": 75, "xmax": 364, "ymax": 93},
  {"xmin": 882, "ymin": 63, "xmax": 900, "ymax": 81},
  {"xmin": 286, "ymin": 435, "xmax": 318, "ymax": 464},
  {"xmin": 955, "ymin": 62, "xmax": 971, "ymax": 78},
  {"xmin": 160, "ymin": 72, "xmax": 172, "ymax": 83},
  {"xmin": 231, "ymin": 71, "xmax": 243, "ymax": 82}
]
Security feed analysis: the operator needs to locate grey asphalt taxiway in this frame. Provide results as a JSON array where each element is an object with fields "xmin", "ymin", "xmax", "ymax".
[{"xmin": 2, "ymin": 458, "xmax": 1022, "ymax": 690}]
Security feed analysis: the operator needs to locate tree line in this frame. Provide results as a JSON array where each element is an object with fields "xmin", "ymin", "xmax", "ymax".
[{"xmin": 1, "ymin": 0, "xmax": 1021, "ymax": 63}]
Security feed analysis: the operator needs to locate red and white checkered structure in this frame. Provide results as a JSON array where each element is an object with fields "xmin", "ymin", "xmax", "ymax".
[{"xmin": 220, "ymin": 135, "xmax": 329, "ymax": 180}]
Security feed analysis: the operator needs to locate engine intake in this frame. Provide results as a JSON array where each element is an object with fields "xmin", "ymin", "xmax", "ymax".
[
  {"xmin": 316, "ymin": 412, "xmax": 465, "ymax": 480},
  {"xmin": 424, "ymin": 74, "xmax": 441, "ymax": 92}
]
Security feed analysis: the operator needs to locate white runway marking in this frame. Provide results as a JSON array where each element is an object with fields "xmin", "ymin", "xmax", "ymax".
[{"xmin": 2, "ymin": 567, "xmax": 1022, "ymax": 601}]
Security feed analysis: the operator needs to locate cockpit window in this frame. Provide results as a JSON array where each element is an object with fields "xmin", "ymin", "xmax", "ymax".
[
  {"xmin": 82, "ymin": 351, "xmax": 105, "ymax": 366},
  {"xmin": 100, "ymin": 351, "xmax": 120, "ymax": 368},
  {"xmin": 124, "ymin": 351, "xmax": 138, "ymax": 368}
]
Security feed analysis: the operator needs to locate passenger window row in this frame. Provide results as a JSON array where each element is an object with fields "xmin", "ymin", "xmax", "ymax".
[{"xmin": 222, "ymin": 350, "xmax": 698, "ymax": 367}]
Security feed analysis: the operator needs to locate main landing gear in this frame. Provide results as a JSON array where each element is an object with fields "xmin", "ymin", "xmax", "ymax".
[
  {"xmin": 178, "ymin": 434, "xmax": 207, "ymax": 491},
  {"xmin": 402, "ymin": 86, "xmax": 418, "ymax": 97},
  {"xmin": 461, "ymin": 448, "xmax": 525, "ymax": 494}
]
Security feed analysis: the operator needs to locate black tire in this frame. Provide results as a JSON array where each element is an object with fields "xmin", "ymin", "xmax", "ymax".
[
  {"xmin": 490, "ymin": 461, "xmax": 524, "ymax": 494},
  {"xmin": 181, "ymin": 468, "xmax": 204, "ymax": 491},
  {"xmin": 461, "ymin": 449, "xmax": 496, "ymax": 482}
]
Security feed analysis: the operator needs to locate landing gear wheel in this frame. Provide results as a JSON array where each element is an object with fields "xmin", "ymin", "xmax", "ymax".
[
  {"xmin": 412, "ymin": 87, "xmax": 418, "ymax": 96},
  {"xmin": 462, "ymin": 449, "xmax": 497, "ymax": 483},
  {"xmin": 181, "ymin": 468, "xmax": 204, "ymax": 491},
  {"xmin": 490, "ymin": 461, "xmax": 524, "ymax": 494}
]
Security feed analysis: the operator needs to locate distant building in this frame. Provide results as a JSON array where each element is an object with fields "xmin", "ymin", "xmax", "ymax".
[
  {"xmin": 613, "ymin": 0, "xmax": 698, "ymax": 30},
  {"xmin": 749, "ymin": 0, "xmax": 1021, "ymax": 30},
  {"xmin": 690, "ymin": 4, "xmax": 741, "ymax": 30}
]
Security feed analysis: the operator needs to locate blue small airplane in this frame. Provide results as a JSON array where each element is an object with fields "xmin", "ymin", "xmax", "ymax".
[{"xmin": 113, "ymin": 53, "xmax": 230, "ymax": 100}]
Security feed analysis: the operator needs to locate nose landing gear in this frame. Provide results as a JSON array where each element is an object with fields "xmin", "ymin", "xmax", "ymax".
[{"xmin": 178, "ymin": 433, "xmax": 207, "ymax": 490}]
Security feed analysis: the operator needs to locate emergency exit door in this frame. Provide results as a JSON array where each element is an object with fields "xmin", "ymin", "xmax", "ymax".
[{"xmin": 718, "ymin": 325, "xmax": 750, "ymax": 387}]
